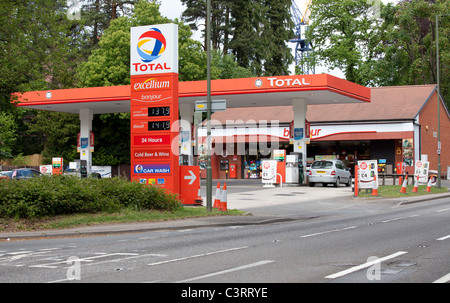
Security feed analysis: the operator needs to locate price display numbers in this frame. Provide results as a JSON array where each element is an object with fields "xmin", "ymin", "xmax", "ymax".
[
  {"xmin": 148, "ymin": 120, "xmax": 171, "ymax": 131},
  {"xmin": 148, "ymin": 106, "xmax": 170, "ymax": 117}
]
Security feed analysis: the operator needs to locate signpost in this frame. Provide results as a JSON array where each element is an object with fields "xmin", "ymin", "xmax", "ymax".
[
  {"xmin": 194, "ymin": 100, "xmax": 226, "ymax": 112},
  {"xmin": 179, "ymin": 166, "xmax": 201, "ymax": 205},
  {"xmin": 130, "ymin": 24, "xmax": 179, "ymax": 195}
]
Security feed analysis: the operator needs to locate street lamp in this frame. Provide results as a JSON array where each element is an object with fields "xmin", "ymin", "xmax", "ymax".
[{"xmin": 435, "ymin": 14, "xmax": 449, "ymax": 189}]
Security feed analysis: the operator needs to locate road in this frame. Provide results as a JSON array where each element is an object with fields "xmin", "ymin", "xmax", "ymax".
[{"xmin": 0, "ymin": 192, "xmax": 449, "ymax": 285}]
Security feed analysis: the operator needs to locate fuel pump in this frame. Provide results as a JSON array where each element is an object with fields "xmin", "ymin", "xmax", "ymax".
[
  {"xmin": 285, "ymin": 154, "xmax": 299, "ymax": 184},
  {"xmin": 298, "ymin": 152, "xmax": 304, "ymax": 184},
  {"xmin": 80, "ymin": 160, "xmax": 88, "ymax": 178}
]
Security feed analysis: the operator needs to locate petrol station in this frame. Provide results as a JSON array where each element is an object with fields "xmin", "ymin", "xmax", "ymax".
[{"xmin": 15, "ymin": 23, "xmax": 373, "ymax": 204}]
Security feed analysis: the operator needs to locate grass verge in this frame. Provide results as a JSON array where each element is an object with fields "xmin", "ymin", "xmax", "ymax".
[
  {"xmin": 0, "ymin": 207, "xmax": 245, "ymax": 233},
  {"xmin": 357, "ymin": 185, "xmax": 449, "ymax": 198}
]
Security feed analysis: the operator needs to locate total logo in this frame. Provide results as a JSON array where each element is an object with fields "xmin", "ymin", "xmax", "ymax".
[
  {"xmin": 267, "ymin": 77, "xmax": 310, "ymax": 87},
  {"xmin": 132, "ymin": 27, "xmax": 171, "ymax": 73},
  {"xmin": 130, "ymin": 24, "xmax": 178, "ymax": 75},
  {"xmin": 137, "ymin": 28, "xmax": 166, "ymax": 63}
]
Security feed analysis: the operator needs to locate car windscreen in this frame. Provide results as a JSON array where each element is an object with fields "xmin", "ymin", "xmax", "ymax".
[
  {"xmin": 311, "ymin": 161, "xmax": 333, "ymax": 169},
  {"xmin": 0, "ymin": 171, "xmax": 12, "ymax": 178}
]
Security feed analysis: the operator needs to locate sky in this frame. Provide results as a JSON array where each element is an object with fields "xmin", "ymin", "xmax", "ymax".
[{"xmin": 158, "ymin": 0, "xmax": 401, "ymax": 78}]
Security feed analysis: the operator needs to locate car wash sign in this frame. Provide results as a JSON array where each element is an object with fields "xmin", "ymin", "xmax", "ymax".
[{"xmin": 130, "ymin": 23, "xmax": 179, "ymax": 195}]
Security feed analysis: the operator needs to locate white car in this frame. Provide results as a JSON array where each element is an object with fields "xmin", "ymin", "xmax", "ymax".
[{"xmin": 308, "ymin": 159, "xmax": 352, "ymax": 187}]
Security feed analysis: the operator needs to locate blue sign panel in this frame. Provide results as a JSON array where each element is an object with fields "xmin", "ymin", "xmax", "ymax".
[{"xmin": 134, "ymin": 164, "xmax": 171, "ymax": 174}]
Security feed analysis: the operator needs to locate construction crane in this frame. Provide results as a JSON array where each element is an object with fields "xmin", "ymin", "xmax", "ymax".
[{"xmin": 290, "ymin": 0, "xmax": 315, "ymax": 75}]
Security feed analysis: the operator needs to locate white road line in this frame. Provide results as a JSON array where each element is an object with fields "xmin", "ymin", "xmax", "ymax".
[
  {"xmin": 148, "ymin": 246, "xmax": 249, "ymax": 266},
  {"xmin": 325, "ymin": 251, "xmax": 408, "ymax": 279},
  {"xmin": 89, "ymin": 253, "xmax": 166, "ymax": 267},
  {"xmin": 381, "ymin": 215, "xmax": 419, "ymax": 223},
  {"xmin": 300, "ymin": 226, "xmax": 357, "ymax": 238},
  {"xmin": 176, "ymin": 260, "xmax": 275, "ymax": 283},
  {"xmin": 6, "ymin": 251, "xmax": 33, "ymax": 255},
  {"xmin": 30, "ymin": 253, "xmax": 140, "ymax": 268},
  {"xmin": 436, "ymin": 208, "xmax": 450, "ymax": 213},
  {"xmin": 177, "ymin": 229, "xmax": 194, "ymax": 232},
  {"xmin": 436, "ymin": 235, "xmax": 450, "ymax": 241},
  {"xmin": 433, "ymin": 273, "xmax": 450, "ymax": 283}
]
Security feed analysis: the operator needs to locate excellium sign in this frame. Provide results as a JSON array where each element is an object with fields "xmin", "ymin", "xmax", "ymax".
[{"xmin": 130, "ymin": 24, "xmax": 178, "ymax": 75}]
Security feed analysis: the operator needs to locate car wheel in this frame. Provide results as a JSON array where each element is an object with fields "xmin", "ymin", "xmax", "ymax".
[
  {"xmin": 309, "ymin": 182, "xmax": 315, "ymax": 187},
  {"xmin": 334, "ymin": 178, "xmax": 340, "ymax": 187},
  {"xmin": 346, "ymin": 177, "xmax": 352, "ymax": 187}
]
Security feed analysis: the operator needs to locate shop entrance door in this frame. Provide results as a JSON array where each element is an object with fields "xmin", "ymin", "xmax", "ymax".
[{"xmin": 230, "ymin": 164, "xmax": 237, "ymax": 178}]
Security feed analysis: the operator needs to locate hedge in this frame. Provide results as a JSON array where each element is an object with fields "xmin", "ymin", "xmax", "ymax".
[{"xmin": 0, "ymin": 175, "xmax": 182, "ymax": 219}]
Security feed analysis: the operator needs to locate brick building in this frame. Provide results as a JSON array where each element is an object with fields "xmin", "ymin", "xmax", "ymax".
[{"xmin": 200, "ymin": 85, "xmax": 450, "ymax": 179}]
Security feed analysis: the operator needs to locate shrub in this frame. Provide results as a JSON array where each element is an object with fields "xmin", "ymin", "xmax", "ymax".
[{"xmin": 0, "ymin": 175, "xmax": 181, "ymax": 219}]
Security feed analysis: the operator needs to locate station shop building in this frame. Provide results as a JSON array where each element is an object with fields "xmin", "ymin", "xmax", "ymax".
[{"xmin": 199, "ymin": 84, "xmax": 450, "ymax": 179}]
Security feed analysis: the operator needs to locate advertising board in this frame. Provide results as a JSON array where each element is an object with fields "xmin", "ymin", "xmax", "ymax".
[
  {"xmin": 414, "ymin": 160, "xmax": 429, "ymax": 184},
  {"xmin": 262, "ymin": 160, "xmax": 277, "ymax": 186},
  {"xmin": 357, "ymin": 160, "xmax": 378, "ymax": 189}
]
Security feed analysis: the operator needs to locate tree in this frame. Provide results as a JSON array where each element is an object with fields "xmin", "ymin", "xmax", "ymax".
[
  {"xmin": 80, "ymin": 0, "xmax": 137, "ymax": 47},
  {"xmin": 0, "ymin": 0, "xmax": 78, "ymax": 112},
  {"xmin": 182, "ymin": 0, "xmax": 293, "ymax": 76},
  {"xmin": 76, "ymin": 0, "xmax": 207, "ymax": 86},
  {"xmin": 229, "ymin": 1, "xmax": 260, "ymax": 72},
  {"xmin": 262, "ymin": 0, "xmax": 294, "ymax": 76},
  {"xmin": 25, "ymin": 111, "xmax": 80, "ymax": 164},
  {"xmin": 306, "ymin": 0, "xmax": 449, "ymax": 106},
  {"xmin": 0, "ymin": 0, "xmax": 86, "ymax": 162},
  {"xmin": 0, "ymin": 111, "xmax": 16, "ymax": 157},
  {"xmin": 181, "ymin": 0, "xmax": 233, "ymax": 53},
  {"xmin": 376, "ymin": 0, "xmax": 450, "ymax": 106},
  {"xmin": 307, "ymin": 0, "xmax": 384, "ymax": 85}
]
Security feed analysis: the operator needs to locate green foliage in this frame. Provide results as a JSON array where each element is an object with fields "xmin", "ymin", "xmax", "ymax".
[
  {"xmin": 0, "ymin": 175, "xmax": 182, "ymax": 219},
  {"xmin": 11, "ymin": 153, "xmax": 30, "ymax": 166},
  {"xmin": 308, "ymin": 0, "xmax": 382, "ymax": 84},
  {"xmin": 308, "ymin": 0, "xmax": 450, "ymax": 106},
  {"xmin": 0, "ymin": 111, "xmax": 17, "ymax": 156},
  {"xmin": 0, "ymin": 0, "xmax": 84, "ymax": 112},
  {"xmin": 182, "ymin": 0, "xmax": 293, "ymax": 76},
  {"xmin": 76, "ymin": 0, "xmax": 206, "ymax": 86},
  {"xmin": 25, "ymin": 111, "xmax": 80, "ymax": 164}
]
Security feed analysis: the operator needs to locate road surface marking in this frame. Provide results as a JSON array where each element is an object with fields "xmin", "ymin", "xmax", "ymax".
[
  {"xmin": 5, "ymin": 251, "xmax": 33, "ymax": 255},
  {"xmin": 436, "ymin": 208, "xmax": 450, "ymax": 213},
  {"xmin": 433, "ymin": 273, "xmax": 450, "ymax": 283},
  {"xmin": 381, "ymin": 215, "xmax": 419, "ymax": 223},
  {"xmin": 325, "ymin": 251, "xmax": 408, "ymax": 279},
  {"xmin": 148, "ymin": 246, "xmax": 248, "ymax": 266},
  {"xmin": 30, "ymin": 253, "xmax": 140, "ymax": 268},
  {"xmin": 300, "ymin": 226, "xmax": 357, "ymax": 238},
  {"xmin": 176, "ymin": 260, "xmax": 275, "ymax": 283},
  {"xmin": 436, "ymin": 235, "xmax": 450, "ymax": 241},
  {"xmin": 177, "ymin": 229, "xmax": 194, "ymax": 232}
]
